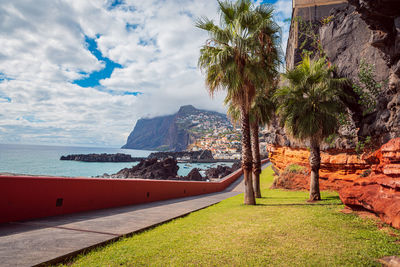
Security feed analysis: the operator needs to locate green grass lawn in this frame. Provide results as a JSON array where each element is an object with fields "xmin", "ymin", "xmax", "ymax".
[{"xmin": 62, "ymin": 166, "xmax": 400, "ymax": 266}]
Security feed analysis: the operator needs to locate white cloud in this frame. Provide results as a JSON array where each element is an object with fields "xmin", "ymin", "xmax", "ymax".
[{"xmin": 0, "ymin": 0, "xmax": 290, "ymax": 147}]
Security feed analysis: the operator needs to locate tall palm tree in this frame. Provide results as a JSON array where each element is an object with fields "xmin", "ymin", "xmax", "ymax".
[
  {"xmin": 197, "ymin": 0, "xmax": 281, "ymax": 205},
  {"xmin": 274, "ymin": 56, "xmax": 347, "ymax": 201},
  {"xmin": 228, "ymin": 92, "xmax": 275, "ymax": 198}
]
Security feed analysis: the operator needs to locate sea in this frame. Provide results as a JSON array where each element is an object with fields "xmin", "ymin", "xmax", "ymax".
[{"xmin": 0, "ymin": 143, "xmax": 233, "ymax": 178}]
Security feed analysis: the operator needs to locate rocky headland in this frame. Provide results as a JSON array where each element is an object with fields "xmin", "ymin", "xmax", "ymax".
[{"xmin": 122, "ymin": 105, "xmax": 234, "ymax": 151}]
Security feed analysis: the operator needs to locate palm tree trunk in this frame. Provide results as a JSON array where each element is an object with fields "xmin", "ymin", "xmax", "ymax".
[
  {"xmin": 240, "ymin": 103, "xmax": 256, "ymax": 205},
  {"xmin": 309, "ymin": 138, "xmax": 321, "ymax": 201},
  {"xmin": 250, "ymin": 121, "xmax": 262, "ymax": 198}
]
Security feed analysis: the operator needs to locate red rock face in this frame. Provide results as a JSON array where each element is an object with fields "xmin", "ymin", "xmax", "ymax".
[
  {"xmin": 267, "ymin": 145, "xmax": 370, "ymax": 191},
  {"xmin": 339, "ymin": 138, "xmax": 400, "ymax": 228},
  {"xmin": 268, "ymin": 138, "xmax": 400, "ymax": 229}
]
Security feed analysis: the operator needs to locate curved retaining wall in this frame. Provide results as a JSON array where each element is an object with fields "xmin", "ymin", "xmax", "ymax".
[{"xmin": 0, "ymin": 159, "xmax": 269, "ymax": 223}]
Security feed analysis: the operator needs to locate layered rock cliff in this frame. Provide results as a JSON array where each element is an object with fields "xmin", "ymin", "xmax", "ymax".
[
  {"xmin": 122, "ymin": 105, "xmax": 232, "ymax": 151},
  {"xmin": 339, "ymin": 138, "xmax": 400, "ymax": 228},
  {"xmin": 268, "ymin": 145, "xmax": 369, "ymax": 191}
]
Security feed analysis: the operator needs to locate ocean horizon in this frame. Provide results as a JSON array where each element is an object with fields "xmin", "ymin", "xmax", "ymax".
[{"xmin": 0, "ymin": 143, "xmax": 232, "ymax": 178}]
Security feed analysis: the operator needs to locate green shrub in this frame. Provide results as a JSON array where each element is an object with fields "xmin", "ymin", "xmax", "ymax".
[
  {"xmin": 355, "ymin": 136, "xmax": 372, "ymax": 155},
  {"xmin": 352, "ymin": 59, "xmax": 383, "ymax": 115},
  {"xmin": 285, "ymin": 164, "xmax": 305, "ymax": 173},
  {"xmin": 321, "ymin": 15, "xmax": 333, "ymax": 25},
  {"xmin": 324, "ymin": 133, "xmax": 338, "ymax": 148}
]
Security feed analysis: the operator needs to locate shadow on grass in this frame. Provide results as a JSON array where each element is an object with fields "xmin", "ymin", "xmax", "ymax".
[
  {"xmin": 257, "ymin": 195, "xmax": 341, "ymax": 200},
  {"xmin": 255, "ymin": 203, "xmax": 343, "ymax": 207},
  {"xmin": 255, "ymin": 195, "xmax": 342, "ymax": 207},
  {"xmin": 257, "ymin": 196, "xmax": 307, "ymax": 200},
  {"xmin": 322, "ymin": 195, "xmax": 341, "ymax": 200}
]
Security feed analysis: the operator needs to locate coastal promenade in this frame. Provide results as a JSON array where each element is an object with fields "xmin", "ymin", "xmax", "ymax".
[{"xmin": 0, "ymin": 163, "xmax": 270, "ymax": 266}]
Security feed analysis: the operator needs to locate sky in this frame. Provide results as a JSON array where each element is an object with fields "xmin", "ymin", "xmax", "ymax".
[{"xmin": 0, "ymin": 0, "xmax": 292, "ymax": 147}]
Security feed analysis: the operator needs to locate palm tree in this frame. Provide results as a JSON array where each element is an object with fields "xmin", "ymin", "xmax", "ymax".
[
  {"xmin": 197, "ymin": 0, "xmax": 281, "ymax": 205},
  {"xmin": 228, "ymin": 92, "xmax": 275, "ymax": 198},
  {"xmin": 249, "ymin": 93, "xmax": 275, "ymax": 197},
  {"xmin": 274, "ymin": 56, "xmax": 347, "ymax": 201}
]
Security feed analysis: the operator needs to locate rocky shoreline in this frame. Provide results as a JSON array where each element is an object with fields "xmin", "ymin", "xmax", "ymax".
[
  {"xmin": 60, "ymin": 153, "xmax": 146, "ymax": 162},
  {"xmin": 99, "ymin": 158, "xmax": 241, "ymax": 181},
  {"xmin": 59, "ymin": 150, "xmax": 236, "ymax": 163}
]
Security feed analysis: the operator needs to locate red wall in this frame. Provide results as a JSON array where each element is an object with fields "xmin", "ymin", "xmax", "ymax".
[{"xmin": 0, "ymin": 159, "xmax": 269, "ymax": 223}]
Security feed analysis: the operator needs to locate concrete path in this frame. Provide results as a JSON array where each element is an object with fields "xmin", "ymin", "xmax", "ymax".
[{"xmin": 0, "ymin": 163, "xmax": 271, "ymax": 267}]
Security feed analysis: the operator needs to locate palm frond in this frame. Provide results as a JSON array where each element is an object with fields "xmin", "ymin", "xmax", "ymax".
[
  {"xmin": 274, "ymin": 55, "xmax": 348, "ymax": 142},
  {"xmin": 198, "ymin": 0, "xmax": 281, "ymax": 116}
]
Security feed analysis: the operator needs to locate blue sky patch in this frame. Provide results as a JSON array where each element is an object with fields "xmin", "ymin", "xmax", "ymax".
[
  {"xmin": 0, "ymin": 84, "xmax": 11, "ymax": 102},
  {"xmin": 138, "ymin": 38, "xmax": 156, "ymax": 47},
  {"xmin": 107, "ymin": 0, "xmax": 136, "ymax": 12},
  {"xmin": 261, "ymin": 0, "xmax": 279, "ymax": 4},
  {"xmin": 95, "ymin": 87, "xmax": 142, "ymax": 96},
  {"xmin": 18, "ymin": 115, "xmax": 44, "ymax": 123},
  {"xmin": 0, "ymin": 73, "xmax": 13, "ymax": 82},
  {"xmin": 123, "ymin": 91, "xmax": 142, "ymax": 96},
  {"xmin": 107, "ymin": 0, "xmax": 124, "ymax": 10},
  {"xmin": 0, "ymin": 96, "xmax": 11, "ymax": 103},
  {"xmin": 180, "ymin": 10, "xmax": 193, "ymax": 18},
  {"xmin": 73, "ymin": 36, "xmax": 122, "ymax": 88},
  {"xmin": 126, "ymin": 23, "xmax": 139, "ymax": 32}
]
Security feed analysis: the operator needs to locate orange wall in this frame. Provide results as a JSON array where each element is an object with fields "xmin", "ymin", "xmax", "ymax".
[{"xmin": 0, "ymin": 159, "xmax": 269, "ymax": 223}]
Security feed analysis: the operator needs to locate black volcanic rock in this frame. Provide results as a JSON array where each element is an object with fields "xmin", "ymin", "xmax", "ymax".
[
  {"xmin": 185, "ymin": 168, "xmax": 205, "ymax": 181},
  {"xmin": 205, "ymin": 165, "xmax": 232, "ymax": 179},
  {"xmin": 112, "ymin": 158, "xmax": 179, "ymax": 179},
  {"xmin": 345, "ymin": 0, "xmax": 400, "ymax": 143},
  {"xmin": 60, "ymin": 153, "xmax": 145, "ymax": 162},
  {"xmin": 205, "ymin": 161, "xmax": 241, "ymax": 179},
  {"xmin": 122, "ymin": 105, "xmax": 231, "ymax": 151},
  {"xmin": 231, "ymin": 161, "xmax": 241, "ymax": 172}
]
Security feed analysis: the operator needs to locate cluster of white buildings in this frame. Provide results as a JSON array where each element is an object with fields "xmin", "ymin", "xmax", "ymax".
[{"xmin": 176, "ymin": 110, "xmax": 246, "ymax": 159}]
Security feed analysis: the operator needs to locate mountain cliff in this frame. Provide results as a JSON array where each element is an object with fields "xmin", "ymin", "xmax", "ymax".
[{"xmin": 121, "ymin": 105, "xmax": 232, "ymax": 151}]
